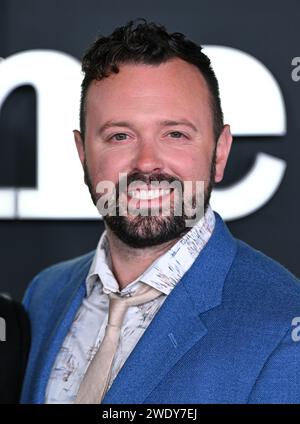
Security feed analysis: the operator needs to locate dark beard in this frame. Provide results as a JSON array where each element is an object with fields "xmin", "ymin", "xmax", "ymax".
[
  {"xmin": 105, "ymin": 208, "xmax": 192, "ymax": 248},
  {"xmin": 83, "ymin": 145, "xmax": 216, "ymax": 248}
]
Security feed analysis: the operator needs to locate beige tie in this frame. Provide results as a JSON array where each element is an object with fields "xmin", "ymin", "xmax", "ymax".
[{"xmin": 75, "ymin": 283, "xmax": 163, "ymax": 404}]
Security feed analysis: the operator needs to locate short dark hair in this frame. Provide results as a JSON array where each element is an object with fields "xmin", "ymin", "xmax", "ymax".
[{"xmin": 80, "ymin": 18, "xmax": 224, "ymax": 142}]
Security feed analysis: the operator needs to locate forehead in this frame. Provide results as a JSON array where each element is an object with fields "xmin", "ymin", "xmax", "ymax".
[{"xmin": 85, "ymin": 58, "xmax": 212, "ymax": 124}]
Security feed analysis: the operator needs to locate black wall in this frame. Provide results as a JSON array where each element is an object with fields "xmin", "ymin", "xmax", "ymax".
[{"xmin": 1, "ymin": 0, "xmax": 300, "ymax": 301}]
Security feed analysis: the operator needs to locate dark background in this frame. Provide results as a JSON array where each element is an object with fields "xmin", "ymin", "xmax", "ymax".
[{"xmin": 0, "ymin": 0, "xmax": 300, "ymax": 301}]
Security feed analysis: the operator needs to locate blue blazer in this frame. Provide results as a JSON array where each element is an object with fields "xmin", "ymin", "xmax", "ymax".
[{"xmin": 20, "ymin": 213, "xmax": 300, "ymax": 403}]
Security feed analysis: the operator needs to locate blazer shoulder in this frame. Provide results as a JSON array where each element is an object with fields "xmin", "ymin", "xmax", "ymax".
[
  {"xmin": 228, "ymin": 239, "xmax": 300, "ymax": 314},
  {"xmin": 23, "ymin": 250, "xmax": 95, "ymax": 310}
]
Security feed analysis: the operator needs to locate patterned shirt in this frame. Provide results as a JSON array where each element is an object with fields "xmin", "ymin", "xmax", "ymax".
[{"xmin": 45, "ymin": 205, "xmax": 215, "ymax": 403}]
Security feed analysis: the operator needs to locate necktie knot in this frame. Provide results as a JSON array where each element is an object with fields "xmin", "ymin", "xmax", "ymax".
[
  {"xmin": 109, "ymin": 283, "xmax": 162, "ymax": 306},
  {"xmin": 107, "ymin": 284, "xmax": 163, "ymax": 328}
]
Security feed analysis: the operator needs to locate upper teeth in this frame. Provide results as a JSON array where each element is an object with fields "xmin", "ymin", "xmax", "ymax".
[{"xmin": 128, "ymin": 189, "xmax": 171, "ymax": 200}]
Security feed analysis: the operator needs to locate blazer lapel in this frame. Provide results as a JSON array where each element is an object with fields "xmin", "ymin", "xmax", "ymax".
[{"xmin": 103, "ymin": 213, "xmax": 237, "ymax": 404}]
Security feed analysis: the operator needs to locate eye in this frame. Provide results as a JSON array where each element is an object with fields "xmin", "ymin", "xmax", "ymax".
[
  {"xmin": 168, "ymin": 131, "xmax": 186, "ymax": 139},
  {"xmin": 109, "ymin": 133, "xmax": 129, "ymax": 142}
]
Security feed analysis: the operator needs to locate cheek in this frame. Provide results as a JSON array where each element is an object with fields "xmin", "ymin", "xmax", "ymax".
[
  {"xmin": 171, "ymin": 151, "xmax": 211, "ymax": 182},
  {"xmin": 86, "ymin": 147, "xmax": 130, "ymax": 186}
]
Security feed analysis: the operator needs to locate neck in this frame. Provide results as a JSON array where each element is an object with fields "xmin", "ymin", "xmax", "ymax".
[{"xmin": 105, "ymin": 226, "xmax": 182, "ymax": 290}]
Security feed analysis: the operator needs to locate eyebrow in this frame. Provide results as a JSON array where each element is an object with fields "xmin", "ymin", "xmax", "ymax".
[
  {"xmin": 98, "ymin": 119, "xmax": 198, "ymax": 135},
  {"xmin": 160, "ymin": 120, "xmax": 198, "ymax": 132}
]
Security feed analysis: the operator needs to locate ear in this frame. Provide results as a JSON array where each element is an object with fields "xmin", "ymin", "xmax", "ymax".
[
  {"xmin": 214, "ymin": 124, "xmax": 233, "ymax": 183},
  {"xmin": 73, "ymin": 129, "xmax": 85, "ymax": 167}
]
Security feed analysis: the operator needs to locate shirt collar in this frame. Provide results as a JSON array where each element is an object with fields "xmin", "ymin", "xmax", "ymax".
[{"xmin": 86, "ymin": 205, "xmax": 215, "ymax": 297}]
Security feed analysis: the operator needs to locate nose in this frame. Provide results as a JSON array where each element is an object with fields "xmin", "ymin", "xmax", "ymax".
[{"xmin": 132, "ymin": 140, "xmax": 164, "ymax": 175}]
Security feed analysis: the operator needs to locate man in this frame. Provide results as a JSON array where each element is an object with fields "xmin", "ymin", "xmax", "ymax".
[
  {"xmin": 0, "ymin": 295, "xmax": 30, "ymax": 403},
  {"xmin": 21, "ymin": 19, "xmax": 300, "ymax": 404}
]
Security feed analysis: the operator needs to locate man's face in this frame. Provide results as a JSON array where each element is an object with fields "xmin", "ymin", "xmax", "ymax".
[{"xmin": 74, "ymin": 58, "xmax": 232, "ymax": 247}]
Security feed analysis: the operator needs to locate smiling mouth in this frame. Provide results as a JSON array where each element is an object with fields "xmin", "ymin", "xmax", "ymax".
[{"xmin": 127, "ymin": 188, "xmax": 173, "ymax": 200}]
